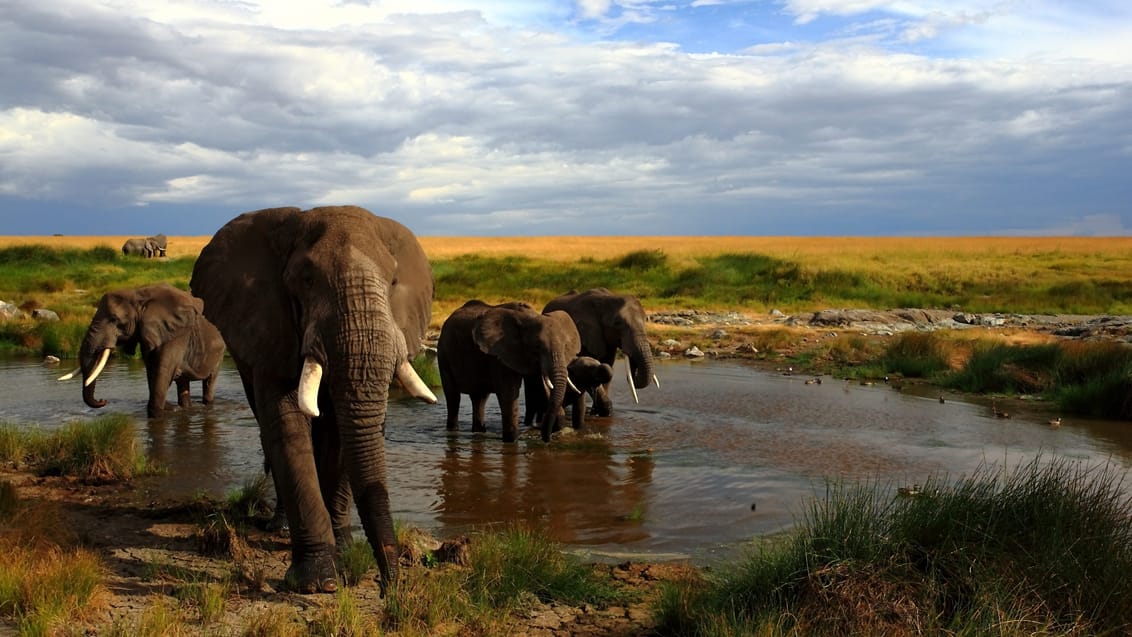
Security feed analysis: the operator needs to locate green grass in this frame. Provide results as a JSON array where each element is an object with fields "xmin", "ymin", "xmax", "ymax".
[
  {"xmin": 0, "ymin": 414, "xmax": 155, "ymax": 482},
  {"xmin": 4, "ymin": 243, "xmax": 1132, "ymax": 357},
  {"xmin": 654, "ymin": 455, "xmax": 1132, "ymax": 635}
]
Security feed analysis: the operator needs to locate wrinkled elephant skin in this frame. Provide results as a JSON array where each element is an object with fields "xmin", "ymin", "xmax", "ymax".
[{"xmin": 190, "ymin": 206, "xmax": 435, "ymax": 595}]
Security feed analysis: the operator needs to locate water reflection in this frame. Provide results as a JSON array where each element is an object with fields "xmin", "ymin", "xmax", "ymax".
[{"xmin": 2, "ymin": 356, "xmax": 1131, "ymax": 563}]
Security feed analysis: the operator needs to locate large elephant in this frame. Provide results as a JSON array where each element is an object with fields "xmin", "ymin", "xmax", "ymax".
[
  {"xmin": 543, "ymin": 288, "xmax": 659, "ymax": 415},
  {"xmin": 524, "ymin": 356, "xmax": 614, "ymax": 431},
  {"xmin": 60, "ymin": 283, "xmax": 225, "ymax": 418},
  {"xmin": 189, "ymin": 205, "xmax": 436, "ymax": 595},
  {"xmin": 437, "ymin": 300, "xmax": 581, "ymax": 443}
]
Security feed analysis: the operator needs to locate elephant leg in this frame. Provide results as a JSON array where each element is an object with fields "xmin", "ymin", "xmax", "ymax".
[
  {"xmin": 312, "ymin": 415, "xmax": 352, "ymax": 550},
  {"xmin": 257, "ymin": 389, "xmax": 337, "ymax": 593},
  {"xmin": 572, "ymin": 392, "xmax": 587, "ymax": 430},
  {"xmin": 471, "ymin": 394, "xmax": 488, "ymax": 433},
  {"xmin": 590, "ymin": 384, "xmax": 612, "ymax": 417},
  {"xmin": 440, "ymin": 367, "xmax": 461, "ymax": 431},
  {"xmin": 497, "ymin": 386, "xmax": 521, "ymax": 443},
  {"xmin": 201, "ymin": 373, "xmax": 217, "ymax": 404},
  {"xmin": 176, "ymin": 377, "xmax": 192, "ymax": 408},
  {"xmin": 523, "ymin": 376, "xmax": 543, "ymax": 429},
  {"xmin": 144, "ymin": 355, "xmax": 171, "ymax": 418}
]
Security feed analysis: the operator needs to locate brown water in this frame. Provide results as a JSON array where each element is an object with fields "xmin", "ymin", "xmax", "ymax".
[{"xmin": 4, "ymin": 356, "xmax": 1131, "ymax": 563}]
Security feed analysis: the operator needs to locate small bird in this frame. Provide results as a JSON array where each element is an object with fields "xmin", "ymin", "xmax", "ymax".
[
  {"xmin": 1048, "ymin": 417, "xmax": 1062, "ymax": 429},
  {"xmin": 939, "ymin": 394, "xmax": 946, "ymax": 404}
]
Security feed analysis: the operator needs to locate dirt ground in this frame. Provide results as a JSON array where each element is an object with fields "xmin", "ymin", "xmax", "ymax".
[{"xmin": 4, "ymin": 309, "xmax": 1125, "ymax": 636}]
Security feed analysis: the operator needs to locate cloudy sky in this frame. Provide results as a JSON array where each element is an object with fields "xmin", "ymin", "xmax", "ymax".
[{"xmin": 1, "ymin": 0, "xmax": 1130, "ymax": 237}]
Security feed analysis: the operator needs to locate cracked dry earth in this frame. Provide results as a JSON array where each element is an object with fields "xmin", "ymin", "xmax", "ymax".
[{"xmin": 2, "ymin": 470, "xmax": 693, "ymax": 636}]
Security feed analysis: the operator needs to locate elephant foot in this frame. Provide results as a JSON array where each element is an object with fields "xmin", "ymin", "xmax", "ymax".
[
  {"xmin": 471, "ymin": 423, "xmax": 487, "ymax": 433},
  {"xmin": 502, "ymin": 428, "xmax": 518, "ymax": 443},
  {"xmin": 285, "ymin": 551, "xmax": 338, "ymax": 594}
]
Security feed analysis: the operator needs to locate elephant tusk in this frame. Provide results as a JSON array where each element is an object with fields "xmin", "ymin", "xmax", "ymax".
[
  {"xmin": 84, "ymin": 349, "xmax": 112, "ymax": 387},
  {"xmin": 627, "ymin": 362, "xmax": 640, "ymax": 404},
  {"xmin": 396, "ymin": 360, "xmax": 438, "ymax": 404},
  {"xmin": 58, "ymin": 367, "xmax": 80, "ymax": 381},
  {"xmin": 653, "ymin": 374, "xmax": 660, "ymax": 389},
  {"xmin": 543, "ymin": 375, "xmax": 553, "ymax": 394},
  {"xmin": 567, "ymin": 377, "xmax": 580, "ymax": 394},
  {"xmin": 297, "ymin": 357, "xmax": 323, "ymax": 417}
]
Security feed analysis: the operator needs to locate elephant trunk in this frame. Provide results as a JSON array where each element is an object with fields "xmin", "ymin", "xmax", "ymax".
[
  {"xmin": 540, "ymin": 353, "xmax": 569, "ymax": 442},
  {"xmin": 325, "ymin": 275, "xmax": 401, "ymax": 590},
  {"xmin": 625, "ymin": 332, "xmax": 657, "ymax": 391},
  {"xmin": 78, "ymin": 331, "xmax": 113, "ymax": 409}
]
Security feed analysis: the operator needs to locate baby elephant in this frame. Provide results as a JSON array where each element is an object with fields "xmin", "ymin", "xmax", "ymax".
[
  {"xmin": 60, "ymin": 283, "xmax": 225, "ymax": 417},
  {"xmin": 524, "ymin": 356, "xmax": 614, "ymax": 432}
]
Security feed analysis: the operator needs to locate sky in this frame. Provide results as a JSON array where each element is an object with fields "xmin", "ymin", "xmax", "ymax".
[{"xmin": 1, "ymin": 0, "xmax": 1130, "ymax": 237}]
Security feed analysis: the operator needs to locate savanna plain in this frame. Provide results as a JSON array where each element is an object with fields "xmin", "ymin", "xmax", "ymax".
[{"xmin": 2, "ymin": 234, "xmax": 1132, "ymax": 636}]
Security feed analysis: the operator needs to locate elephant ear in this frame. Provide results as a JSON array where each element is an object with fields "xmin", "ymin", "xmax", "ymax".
[
  {"xmin": 191, "ymin": 208, "xmax": 303, "ymax": 372},
  {"xmin": 138, "ymin": 284, "xmax": 201, "ymax": 352},
  {"xmin": 372, "ymin": 216, "xmax": 434, "ymax": 360},
  {"xmin": 473, "ymin": 306, "xmax": 537, "ymax": 374},
  {"xmin": 544, "ymin": 310, "xmax": 582, "ymax": 357}
]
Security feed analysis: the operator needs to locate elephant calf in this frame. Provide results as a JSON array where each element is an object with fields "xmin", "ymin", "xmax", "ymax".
[
  {"xmin": 60, "ymin": 283, "xmax": 225, "ymax": 417},
  {"xmin": 524, "ymin": 356, "xmax": 614, "ymax": 431}
]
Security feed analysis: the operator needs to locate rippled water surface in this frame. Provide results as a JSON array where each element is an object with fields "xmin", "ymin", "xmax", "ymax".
[{"xmin": 4, "ymin": 356, "xmax": 1131, "ymax": 563}]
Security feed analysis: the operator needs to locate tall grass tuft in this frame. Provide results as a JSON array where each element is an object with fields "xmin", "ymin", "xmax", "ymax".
[
  {"xmin": 879, "ymin": 331, "xmax": 952, "ymax": 378},
  {"xmin": 410, "ymin": 350, "xmax": 441, "ymax": 388},
  {"xmin": 654, "ymin": 456, "xmax": 1132, "ymax": 635},
  {"xmin": 33, "ymin": 414, "xmax": 154, "ymax": 482}
]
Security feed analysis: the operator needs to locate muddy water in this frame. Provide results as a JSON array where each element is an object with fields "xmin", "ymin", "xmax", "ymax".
[{"xmin": 3, "ymin": 356, "xmax": 1131, "ymax": 564}]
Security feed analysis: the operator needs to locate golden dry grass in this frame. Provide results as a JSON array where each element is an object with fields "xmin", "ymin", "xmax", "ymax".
[{"xmin": 6, "ymin": 235, "xmax": 1131, "ymax": 265}]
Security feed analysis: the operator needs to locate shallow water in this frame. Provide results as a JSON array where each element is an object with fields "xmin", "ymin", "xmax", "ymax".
[{"xmin": 4, "ymin": 356, "xmax": 1131, "ymax": 563}]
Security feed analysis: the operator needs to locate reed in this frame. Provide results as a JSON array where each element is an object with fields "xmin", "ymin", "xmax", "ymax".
[
  {"xmin": 1, "ymin": 415, "xmax": 155, "ymax": 482},
  {"xmin": 653, "ymin": 456, "xmax": 1132, "ymax": 635}
]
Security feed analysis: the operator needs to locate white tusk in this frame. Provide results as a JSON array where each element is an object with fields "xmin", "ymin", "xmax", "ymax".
[
  {"xmin": 58, "ymin": 367, "xmax": 80, "ymax": 381},
  {"xmin": 84, "ymin": 349, "xmax": 112, "ymax": 387},
  {"xmin": 653, "ymin": 374, "xmax": 660, "ymax": 389},
  {"xmin": 297, "ymin": 358, "xmax": 323, "ymax": 417},
  {"xmin": 567, "ymin": 377, "xmax": 580, "ymax": 394},
  {"xmin": 543, "ymin": 375, "xmax": 553, "ymax": 393},
  {"xmin": 627, "ymin": 362, "xmax": 639, "ymax": 404},
  {"xmin": 396, "ymin": 360, "xmax": 438, "ymax": 404}
]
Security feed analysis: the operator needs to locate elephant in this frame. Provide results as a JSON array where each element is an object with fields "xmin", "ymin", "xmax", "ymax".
[
  {"xmin": 121, "ymin": 237, "xmax": 150, "ymax": 257},
  {"xmin": 437, "ymin": 300, "xmax": 582, "ymax": 443},
  {"xmin": 543, "ymin": 288, "xmax": 659, "ymax": 415},
  {"xmin": 59, "ymin": 283, "xmax": 225, "ymax": 418},
  {"xmin": 189, "ymin": 205, "xmax": 437, "ymax": 595},
  {"xmin": 524, "ymin": 356, "xmax": 614, "ymax": 431},
  {"xmin": 121, "ymin": 234, "xmax": 167, "ymax": 258}
]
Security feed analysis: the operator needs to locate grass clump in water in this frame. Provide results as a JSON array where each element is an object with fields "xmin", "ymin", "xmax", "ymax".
[
  {"xmin": 34, "ymin": 414, "xmax": 155, "ymax": 482},
  {"xmin": 654, "ymin": 455, "xmax": 1132, "ymax": 636}
]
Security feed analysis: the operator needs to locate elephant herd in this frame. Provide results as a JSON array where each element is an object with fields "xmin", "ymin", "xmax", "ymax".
[
  {"xmin": 57, "ymin": 205, "xmax": 658, "ymax": 596},
  {"xmin": 121, "ymin": 233, "xmax": 168, "ymax": 258}
]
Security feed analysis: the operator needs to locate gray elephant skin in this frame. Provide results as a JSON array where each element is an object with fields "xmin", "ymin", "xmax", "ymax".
[
  {"xmin": 190, "ymin": 205, "xmax": 436, "ymax": 595},
  {"xmin": 543, "ymin": 288, "xmax": 658, "ymax": 415},
  {"xmin": 524, "ymin": 356, "xmax": 614, "ymax": 431},
  {"xmin": 121, "ymin": 234, "xmax": 168, "ymax": 258},
  {"xmin": 437, "ymin": 300, "xmax": 581, "ymax": 443},
  {"xmin": 67, "ymin": 283, "xmax": 225, "ymax": 418}
]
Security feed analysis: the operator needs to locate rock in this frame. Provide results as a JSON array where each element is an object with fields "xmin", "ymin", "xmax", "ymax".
[
  {"xmin": 657, "ymin": 351, "xmax": 672, "ymax": 359},
  {"xmin": 32, "ymin": 309, "xmax": 60, "ymax": 321},
  {"xmin": 43, "ymin": 355, "xmax": 61, "ymax": 365},
  {"xmin": 660, "ymin": 338, "xmax": 681, "ymax": 348},
  {"xmin": 710, "ymin": 329, "xmax": 727, "ymax": 340},
  {"xmin": 953, "ymin": 313, "xmax": 977, "ymax": 325},
  {"xmin": 735, "ymin": 343, "xmax": 758, "ymax": 354},
  {"xmin": 684, "ymin": 346, "xmax": 704, "ymax": 358},
  {"xmin": 0, "ymin": 301, "xmax": 23, "ymax": 321},
  {"xmin": 770, "ymin": 308, "xmax": 785, "ymax": 317}
]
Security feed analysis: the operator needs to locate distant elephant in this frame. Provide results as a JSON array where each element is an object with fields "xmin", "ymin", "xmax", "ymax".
[
  {"xmin": 121, "ymin": 237, "xmax": 150, "ymax": 256},
  {"xmin": 190, "ymin": 206, "xmax": 437, "ymax": 595},
  {"xmin": 437, "ymin": 300, "xmax": 582, "ymax": 443},
  {"xmin": 524, "ymin": 356, "xmax": 614, "ymax": 431},
  {"xmin": 543, "ymin": 288, "xmax": 659, "ymax": 415},
  {"xmin": 150, "ymin": 233, "xmax": 168, "ymax": 257},
  {"xmin": 60, "ymin": 283, "xmax": 225, "ymax": 418}
]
